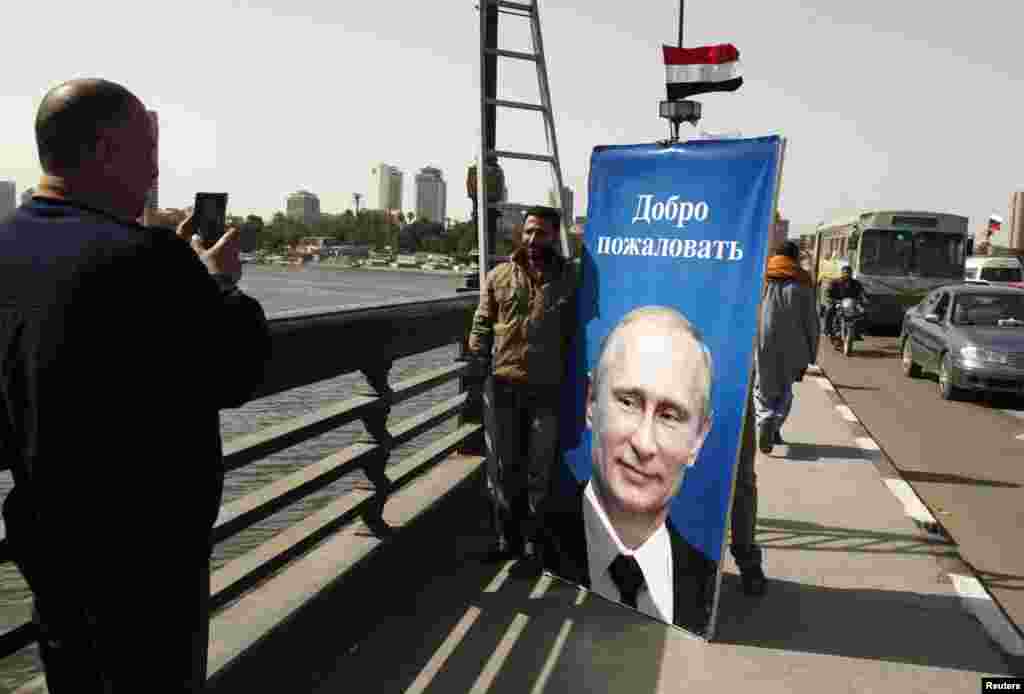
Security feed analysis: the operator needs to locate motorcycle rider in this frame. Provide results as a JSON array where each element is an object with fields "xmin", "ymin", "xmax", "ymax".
[{"xmin": 826, "ymin": 265, "xmax": 867, "ymax": 338}]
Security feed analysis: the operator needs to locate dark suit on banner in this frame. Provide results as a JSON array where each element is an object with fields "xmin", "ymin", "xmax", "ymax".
[{"xmin": 539, "ymin": 483, "xmax": 715, "ymax": 635}]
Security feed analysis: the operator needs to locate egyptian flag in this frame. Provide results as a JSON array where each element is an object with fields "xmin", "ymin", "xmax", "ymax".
[
  {"xmin": 987, "ymin": 214, "xmax": 1003, "ymax": 239},
  {"xmin": 664, "ymin": 44, "xmax": 743, "ymax": 100}
]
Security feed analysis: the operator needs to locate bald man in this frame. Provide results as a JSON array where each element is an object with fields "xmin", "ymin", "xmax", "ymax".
[
  {"xmin": 0, "ymin": 79, "xmax": 270, "ymax": 691},
  {"xmin": 540, "ymin": 306, "xmax": 716, "ymax": 635}
]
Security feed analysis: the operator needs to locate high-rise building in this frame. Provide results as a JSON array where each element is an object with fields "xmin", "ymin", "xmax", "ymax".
[
  {"xmin": 0, "ymin": 181, "xmax": 15, "ymax": 219},
  {"xmin": 286, "ymin": 190, "xmax": 321, "ymax": 225},
  {"xmin": 414, "ymin": 167, "xmax": 446, "ymax": 224},
  {"xmin": 547, "ymin": 186, "xmax": 574, "ymax": 226},
  {"xmin": 370, "ymin": 163, "xmax": 403, "ymax": 213},
  {"xmin": 1008, "ymin": 192, "xmax": 1024, "ymax": 252},
  {"xmin": 145, "ymin": 110, "xmax": 159, "ymax": 212}
]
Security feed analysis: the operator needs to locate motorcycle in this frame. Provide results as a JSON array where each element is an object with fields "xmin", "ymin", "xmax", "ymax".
[{"xmin": 834, "ymin": 297, "xmax": 867, "ymax": 357}]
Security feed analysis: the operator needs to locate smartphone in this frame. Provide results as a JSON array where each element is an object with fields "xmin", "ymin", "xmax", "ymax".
[{"xmin": 193, "ymin": 192, "xmax": 228, "ymax": 249}]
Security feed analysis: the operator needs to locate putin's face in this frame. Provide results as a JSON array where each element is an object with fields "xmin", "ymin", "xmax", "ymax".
[{"xmin": 588, "ymin": 317, "xmax": 711, "ymax": 524}]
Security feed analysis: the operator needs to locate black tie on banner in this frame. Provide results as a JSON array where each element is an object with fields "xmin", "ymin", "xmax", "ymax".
[{"xmin": 609, "ymin": 554, "xmax": 645, "ymax": 609}]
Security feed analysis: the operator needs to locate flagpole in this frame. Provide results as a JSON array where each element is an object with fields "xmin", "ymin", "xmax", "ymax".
[
  {"xmin": 661, "ymin": 0, "xmax": 701, "ymax": 144},
  {"xmin": 679, "ymin": 0, "xmax": 684, "ymax": 47}
]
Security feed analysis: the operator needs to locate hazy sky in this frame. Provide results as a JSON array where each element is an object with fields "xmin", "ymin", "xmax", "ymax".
[{"xmin": 2, "ymin": 0, "xmax": 1022, "ymax": 235}]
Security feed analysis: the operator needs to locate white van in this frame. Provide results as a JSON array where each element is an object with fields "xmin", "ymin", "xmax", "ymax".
[{"xmin": 964, "ymin": 256, "xmax": 1024, "ymax": 285}]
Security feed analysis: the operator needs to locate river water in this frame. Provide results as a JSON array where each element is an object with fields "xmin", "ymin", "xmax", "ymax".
[{"xmin": 0, "ymin": 265, "xmax": 469, "ymax": 691}]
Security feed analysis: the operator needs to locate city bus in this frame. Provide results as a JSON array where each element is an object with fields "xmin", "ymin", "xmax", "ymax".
[{"xmin": 812, "ymin": 210, "xmax": 969, "ymax": 330}]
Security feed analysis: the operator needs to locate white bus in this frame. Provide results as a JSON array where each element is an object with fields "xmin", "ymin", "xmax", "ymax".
[{"xmin": 812, "ymin": 210, "xmax": 969, "ymax": 329}]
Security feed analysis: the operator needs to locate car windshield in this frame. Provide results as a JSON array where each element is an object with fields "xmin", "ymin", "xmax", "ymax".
[
  {"xmin": 979, "ymin": 267, "xmax": 1023, "ymax": 283},
  {"xmin": 859, "ymin": 229, "xmax": 963, "ymax": 277},
  {"xmin": 951, "ymin": 294, "xmax": 1024, "ymax": 326}
]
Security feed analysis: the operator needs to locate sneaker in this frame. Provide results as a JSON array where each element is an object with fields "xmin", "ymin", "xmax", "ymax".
[{"xmin": 741, "ymin": 566, "xmax": 767, "ymax": 596}]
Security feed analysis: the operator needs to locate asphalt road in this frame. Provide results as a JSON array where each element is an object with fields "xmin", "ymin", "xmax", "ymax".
[{"xmin": 816, "ymin": 328, "xmax": 1024, "ymax": 635}]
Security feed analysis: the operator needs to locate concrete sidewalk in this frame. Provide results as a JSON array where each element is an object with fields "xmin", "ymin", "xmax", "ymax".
[
  {"xmin": 17, "ymin": 365, "xmax": 1021, "ymax": 694},
  {"xmin": 204, "ymin": 366, "xmax": 1021, "ymax": 694}
]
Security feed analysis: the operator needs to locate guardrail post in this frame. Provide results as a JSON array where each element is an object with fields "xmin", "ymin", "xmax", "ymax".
[{"xmin": 356, "ymin": 359, "xmax": 395, "ymax": 536}]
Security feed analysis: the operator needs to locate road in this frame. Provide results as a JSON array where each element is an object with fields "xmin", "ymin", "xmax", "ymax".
[{"xmin": 816, "ymin": 329, "xmax": 1024, "ymax": 636}]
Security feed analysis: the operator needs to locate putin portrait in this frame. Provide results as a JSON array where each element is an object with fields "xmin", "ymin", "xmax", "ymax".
[{"xmin": 540, "ymin": 305, "xmax": 717, "ymax": 634}]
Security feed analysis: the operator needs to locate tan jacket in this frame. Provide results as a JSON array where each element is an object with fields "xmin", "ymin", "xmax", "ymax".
[{"xmin": 468, "ymin": 248, "xmax": 579, "ymax": 386}]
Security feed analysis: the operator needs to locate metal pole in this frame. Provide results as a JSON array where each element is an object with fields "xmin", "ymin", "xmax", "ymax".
[
  {"xmin": 484, "ymin": 3, "xmax": 499, "ymax": 263},
  {"xmin": 678, "ymin": 0, "xmax": 684, "ymax": 47}
]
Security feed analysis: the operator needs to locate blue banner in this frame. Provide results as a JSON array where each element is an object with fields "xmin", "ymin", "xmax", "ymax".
[{"xmin": 543, "ymin": 136, "xmax": 782, "ymax": 637}]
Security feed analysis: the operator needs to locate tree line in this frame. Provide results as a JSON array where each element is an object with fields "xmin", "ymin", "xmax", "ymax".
[{"xmin": 240, "ymin": 210, "xmax": 516, "ymax": 256}]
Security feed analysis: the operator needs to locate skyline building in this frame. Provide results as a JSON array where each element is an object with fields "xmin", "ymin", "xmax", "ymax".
[
  {"xmin": 0, "ymin": 181, "xmax": 15, "ymax": 219},
  {"xmin": 286, "ymin": 190, "xmax": 321, "ymax": 225},
  {"xmin": 370, "ymin": 163, "xmax": 403, "ymax": 213},
  {"xmin": 547, "ymin": 185, "xmax": 574, "ymax": 226},
  {"xmin": 414, "ymin": 167, "xmax": 447, "ymax": 224}
]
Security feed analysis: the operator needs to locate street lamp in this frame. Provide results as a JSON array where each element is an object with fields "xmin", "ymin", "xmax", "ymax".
[{"xmin": 659, "ymin": 99, "xmax": 702, "ymax": 143}]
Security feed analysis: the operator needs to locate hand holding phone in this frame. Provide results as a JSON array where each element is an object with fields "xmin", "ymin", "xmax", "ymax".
[{"xmin": 193, "ymin": 192, "xmax": 228, "ymax": 249}]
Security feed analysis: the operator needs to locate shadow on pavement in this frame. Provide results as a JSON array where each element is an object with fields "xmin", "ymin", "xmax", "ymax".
[
  {"xmin": 843, "ymin": 348, "xmax": 900, "ymax": 359},
  {"xmin": 976, "ymin": 393, "xmax": 1024, "ymax": 411},
  {"xmin": 714, "ymin": 574, "xmax": 1015, "ymax": 675},
  {"xmin": 900, "ymin": 470, "xmax": 1021, "ymax": 489},
  {"xmin": 755, "ymin": 518, "xmax": 957, "ymax": 557},
  {"xmin": 970, "ymin": 570, "xmax": 1024, "ymax": 593},
  {"xmin": 209, "ymin": 472, "xmax": 672, "ymax": 694},
  {"xmin": 771, "ymin": 443, "xmax": 876, "ymax": 462},
  {"xmin": 829, "ymin": 383, "xmax": 882, "ymax": 391}
]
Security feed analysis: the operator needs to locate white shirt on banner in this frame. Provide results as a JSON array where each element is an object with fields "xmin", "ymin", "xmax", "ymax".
[{"xmin": 582, "ymin": 480, "xmax": 674, "ymax": 624}]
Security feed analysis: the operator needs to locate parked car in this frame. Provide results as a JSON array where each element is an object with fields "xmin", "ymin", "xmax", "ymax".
[
  {"xmin": 964, "ymin": 256, "xmax": 1024, "ymax": 288},
  {"xmin": 901, "ymin": 283, "xmax": 1024, "ymax": 400}
]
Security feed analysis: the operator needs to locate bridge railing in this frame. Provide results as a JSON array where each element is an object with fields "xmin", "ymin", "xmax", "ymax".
[{"xmin": 0, "ymin": 294, "xmax": 484, "ymax": 660}]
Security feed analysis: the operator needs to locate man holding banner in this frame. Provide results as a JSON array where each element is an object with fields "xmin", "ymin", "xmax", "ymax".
[
  {"xmin": 468, "ymin": 205, "xmax": 578, "ymax": 558},
  {"xmin": 540, "ymin": 306, "xmax": 716, "ymax": 634}
]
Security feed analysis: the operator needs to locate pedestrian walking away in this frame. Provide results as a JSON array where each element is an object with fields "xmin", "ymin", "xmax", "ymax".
[
  {"xmin": 467, "ymin": 205, "xmax": 579, "ymax": 560},
  {"xmin": 731, "ymin": 239, "xmax": 819, "ymax": 596},
  {"xmin": 0, "ymin": 78, "xmax": 272, "ymax": 692}
]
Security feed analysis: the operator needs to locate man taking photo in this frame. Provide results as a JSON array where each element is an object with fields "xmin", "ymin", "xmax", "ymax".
[{"xmin": 0, "ymin": 78, "xmax": 271, "ymax": 692}]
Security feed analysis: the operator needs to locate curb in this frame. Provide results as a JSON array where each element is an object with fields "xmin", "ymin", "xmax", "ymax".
[{"xmin": 805, "ymin": 362, "xmax": 1024, "ymax": 658}]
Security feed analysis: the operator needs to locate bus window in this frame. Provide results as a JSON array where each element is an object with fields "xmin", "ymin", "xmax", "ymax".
[
  {"xmin": 859, "ymin": 229, "xmax": 913, "ymax": 275},
  {"xmin": 860, "ymin": 229, "xmax": 962, "ymax": 278},
  {"xmin": 916, "ymin": 232, "xmax": 962, "ymax": 277},
  {"xmin": 860, "ymin": 232, "xmax": 880, "ymax": 265}
]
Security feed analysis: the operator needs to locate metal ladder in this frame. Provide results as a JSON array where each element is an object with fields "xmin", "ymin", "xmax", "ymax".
[{"xmin": 476, "ymin": 0, "xmax": 571, "ymax": 291}]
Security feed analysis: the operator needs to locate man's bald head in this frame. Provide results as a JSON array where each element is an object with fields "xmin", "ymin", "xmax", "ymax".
[{"xmin": 35, "ymin": 79, "xmax": 140, "ymax": 174}]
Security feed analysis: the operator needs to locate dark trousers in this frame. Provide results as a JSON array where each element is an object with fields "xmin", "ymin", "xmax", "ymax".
[
  {"xmin": 34, "ymin": 563, "xmax": 211, "ymax": 693},
  {"xmin": 730, "ymin": 385, "xmax": 762, "ymax": 572},
  {"xmin": 488, "ymin": 380, "xmax": 560, "ymax": 549}
]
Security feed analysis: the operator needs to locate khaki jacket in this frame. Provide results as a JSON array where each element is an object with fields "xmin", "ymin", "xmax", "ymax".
[{"xmin": 468, "ymin": 248, "xmax": 579, "ymax": 386}]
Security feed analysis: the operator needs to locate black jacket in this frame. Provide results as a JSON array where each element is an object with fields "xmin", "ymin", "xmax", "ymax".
[
  {"xmin": 828, "ymin": 277, "xmax": 865, "ymax": 301},
  {"xmin": 538, "ymin": 483, "xmax": 716, "ymax": 636},
  {"xmin": 0, "ymin": 198, "xmax": 271, "ymax": 592}
]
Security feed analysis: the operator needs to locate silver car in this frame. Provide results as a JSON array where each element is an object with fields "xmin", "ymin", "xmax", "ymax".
[{"xmin": 901, "ymin": 284, "xmax": 1024, "ymax": 400}]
